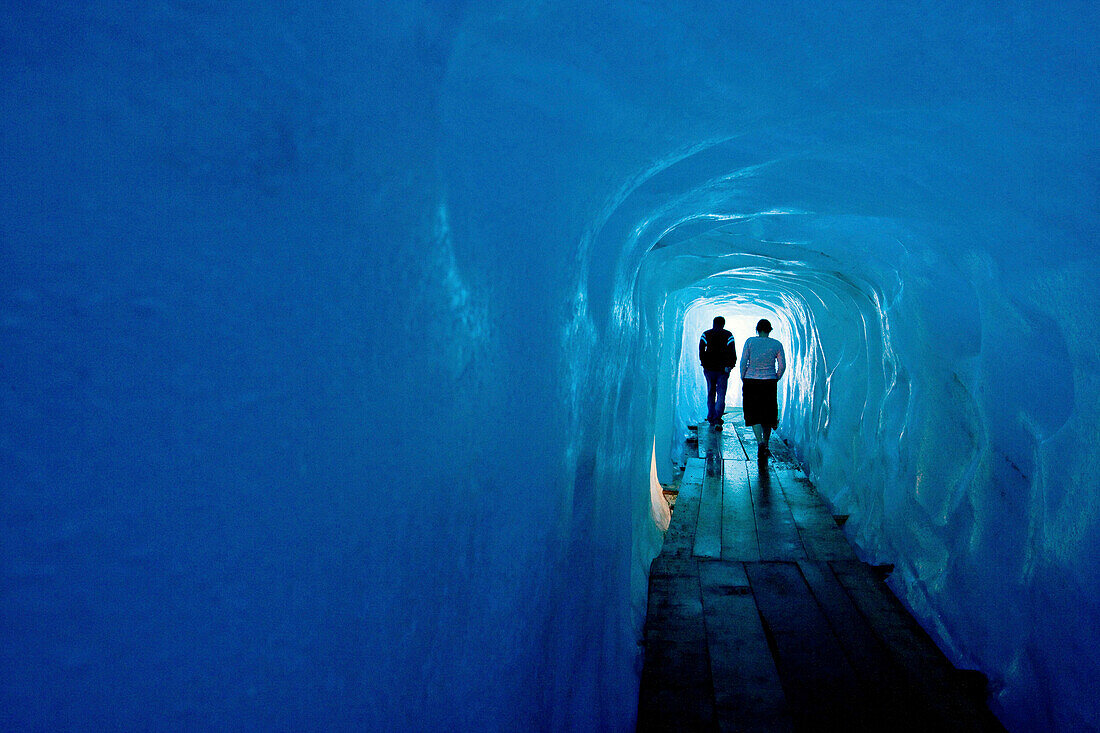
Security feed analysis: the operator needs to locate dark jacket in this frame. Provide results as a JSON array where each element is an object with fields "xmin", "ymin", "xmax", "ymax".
[{"xmin": 699, "ymin": 328, "xmax": 737, "ymax": 371}]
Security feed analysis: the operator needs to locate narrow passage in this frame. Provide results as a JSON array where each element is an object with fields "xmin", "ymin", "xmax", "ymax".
[{"xmin": 637, "ymin": 409, "xmax": 1004, "ymax": 732}]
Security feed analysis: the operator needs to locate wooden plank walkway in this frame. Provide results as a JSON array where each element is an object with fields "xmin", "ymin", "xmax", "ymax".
[{"xmin": 637, "ymin": 409, "xmax": 1004, "ymax": 732}]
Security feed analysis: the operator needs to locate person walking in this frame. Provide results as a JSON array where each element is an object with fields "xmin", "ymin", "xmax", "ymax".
[
  {"xmin": 699, "ymin": 316, "xmax": 737, "ymax": 431},
  {"xmin": 740, "ymin": 319, "xmax": 786, "ymax": 459}
]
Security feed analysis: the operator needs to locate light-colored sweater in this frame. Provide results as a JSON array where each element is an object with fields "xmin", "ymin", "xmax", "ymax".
[{"xmin": 740, "ymin": 336, "xmax": 786, "ymax": 380}]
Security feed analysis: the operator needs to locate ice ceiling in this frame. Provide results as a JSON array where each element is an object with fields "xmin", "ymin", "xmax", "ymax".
[{"xmin": 2, "ymin": 2, "xmax": 1098, "ymax": 731}]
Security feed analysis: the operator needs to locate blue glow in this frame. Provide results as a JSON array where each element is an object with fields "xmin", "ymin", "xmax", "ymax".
[{"xmin": 2, "ymin": 2, "xmax": 1098, "ymax": 730}]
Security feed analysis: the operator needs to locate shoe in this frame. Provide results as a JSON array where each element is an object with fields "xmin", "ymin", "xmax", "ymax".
[{"xmin": 714, "ymin": 424, "xmax": 723, "ymax": 432}]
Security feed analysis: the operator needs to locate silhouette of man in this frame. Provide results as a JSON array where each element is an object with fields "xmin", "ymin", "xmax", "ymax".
[{"xmin": 699, "ymin": 316, "xmax": 737, "ymax": 430}]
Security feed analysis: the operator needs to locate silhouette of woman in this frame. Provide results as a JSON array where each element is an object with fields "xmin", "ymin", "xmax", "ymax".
[{"xmin": 740, "ymin": 319, "xmax": 786, "ymax": 460}]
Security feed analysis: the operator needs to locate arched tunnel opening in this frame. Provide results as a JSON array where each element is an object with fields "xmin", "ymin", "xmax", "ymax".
[
  {"xmin": 573, "ymin": 124, "xmax": 1088, "ymax": 729},
  {"xmin": 641, "ymin": 222, "xmax": 901, "ymax": 503},
  {"xmin": 2, "ymin": 3, "xmax": 1097, "ymax": 732},
  {"xmin": 632, "ymin": 218, "xmax": 972, "ymax": 727}
]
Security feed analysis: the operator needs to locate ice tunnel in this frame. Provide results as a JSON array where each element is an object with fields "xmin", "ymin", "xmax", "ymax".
[{"xmin": 2, "ymin": 2, "xmax": 1099, "ymax": 731}]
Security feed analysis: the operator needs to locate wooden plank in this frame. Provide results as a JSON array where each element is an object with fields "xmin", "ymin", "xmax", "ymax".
[
  {"xmin": 795, "ymin": 561, "xmax": 893, "ymax": 683},
  {"xmin": 640, "ymin": 450, "xmax": 721, "ymax": 731},
  {"xmin": 693, "ymin": 468, "xmax": 722, "ymax": 559},
  {"xmin": 767, "ymin": 437, "xmax": 798, "ymax": 465},
  {"xmin": 720, "ymin": 460, "xmax": 759, "ymax": 561},
  {"xmin": 720, "ymin": 419, "xmax": 750, "ymax": 461},
  {"xmin": 644, "ymin": 561, "xmax": 707, "ymax": 642},
  {"xmin": 732, "ymin": 422, "xmax": 757, "ymax": 449},
  {"xmin": 698, "ymin": 422, "xmax": 722, "ymax": 459},
  {"xmin": 677, "ymin": 458, "xmax": 705, "ymax": 514},
  {"xmin": 637, "ymin": 642, "xmax": 718, "ymax": 733},
  {"xmin": 639, "ymin": 559, "xmax": 717, "ymax": 732},
  {"xmin": 797, "ymin": 561, "xmax": 919, "ymax": 727},
  {"xmin": 744, "ymin": 562, "xmax": 870, "ymax": 731},
  {"xmin": 771, "ymin": 469, "xmax": 829, "ymax": 512},
  {"xmin": 699, "ymin": 562, "xmax": 792, "ymax": 733},
  {"xmin": 704, "ymin": 435, "xmax": 723, "ymax": 481},
  {"xmin": 747, "ymin": 464, "xmax": 805, "ymax": 561},
  {"xmin": 722, "ymin": 433, "xmax": 749, "ymax": 462},
  {"xmin": 774, "ymin": 469, "xmax": 857, "ymax": 561},
  {"xmin": 829, "ymin": 562, "xmax": 947, "ymax": 668},
  {"xmin": 829, "ymin": 561, "xmax": 1005, "ymax": 731},
  {"xmin": 657, "ymin": 458, "xmax": 704, "ymax": 558}
]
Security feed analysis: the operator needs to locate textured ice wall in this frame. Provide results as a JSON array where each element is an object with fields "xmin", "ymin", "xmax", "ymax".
[
  {"xmin": 3, "ymin": 1, "xmax": 1099, "ymax": 731},
  {"xmin": 2, "ymin": 2, "xmax": 645, "ymax": 729}
]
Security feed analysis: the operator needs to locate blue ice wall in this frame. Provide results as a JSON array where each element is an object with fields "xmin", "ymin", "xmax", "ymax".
[{"xmin": 3, "ymin": 2, "xmax": 1098, "ymax": 731}]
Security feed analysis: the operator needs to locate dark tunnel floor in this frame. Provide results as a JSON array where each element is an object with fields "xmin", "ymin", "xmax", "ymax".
[{"xmin": 637, "ymin": 410, "xmax": 1005, "ymax": 732}]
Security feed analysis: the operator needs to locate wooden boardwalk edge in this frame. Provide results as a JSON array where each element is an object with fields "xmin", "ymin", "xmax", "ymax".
[{"xmin": 638, "ymin": 410, "xmax": 1004, "ymax": 732}]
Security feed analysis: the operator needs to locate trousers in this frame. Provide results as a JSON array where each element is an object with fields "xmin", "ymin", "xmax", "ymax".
[{"xmin": 704, "ymin": 369, "xmax": 729, "ymax": 424}]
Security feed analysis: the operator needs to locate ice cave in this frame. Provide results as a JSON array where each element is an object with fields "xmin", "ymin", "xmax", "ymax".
[{"xmin": 2, "ymin": 2, "xmax": 1098, "ymax": 731}]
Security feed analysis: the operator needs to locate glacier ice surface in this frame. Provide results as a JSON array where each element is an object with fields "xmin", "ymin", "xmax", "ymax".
[{"xmin": 2, "ymin": 2, "xmax": 1098, "ymax": 730}]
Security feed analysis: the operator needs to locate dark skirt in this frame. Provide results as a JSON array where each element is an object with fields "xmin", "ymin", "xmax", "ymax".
[{"xmin": 742, "ymin": 378, "xmax": 779, "ymax": 428}]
